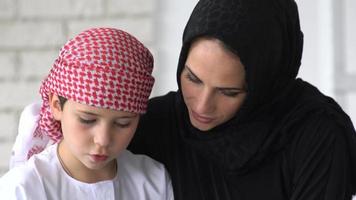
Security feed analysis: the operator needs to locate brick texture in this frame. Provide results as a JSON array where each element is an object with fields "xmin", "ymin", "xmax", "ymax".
[
  {"xmin": 0, "ymin": 112, "xmax": 17, "ymax": 141},
  {"xmin": 0, "ymin": 142, "xmax": 13, "ymax": 173},
  {"xmin": 0, "ymin": 52, "xmax": 16, "ymax": 79},
  {"xmin": 68, "ymin": 18, "xmax": 154, "ymax": 44},
  {"xmin": 0, "ymin": 0, "xmax": 16, "ymax": 19},
  {"xmin": 346, "ymin": 93, "xmax": 356, "ymax": 123},
  {"xmin": 345, "ymin": 0, "xmax": 356, "ymax": 74},
  {"xmin": 20, "ymin": 50, "xmax": 59, "ymax": 79},
  {"xmin": 19, "ymin": 0, "xmax": 103, "ymax": 18},
  {"xmin": 107, "ymin": 0, "xmax": 156, "ymax": 15},
  {"xmin": 0, "ymin": 81, "xmax": 41, "ymax": 109},
  {"xmin": 0, "ymin": 22, "xmax": 65, "ymax": 49}
]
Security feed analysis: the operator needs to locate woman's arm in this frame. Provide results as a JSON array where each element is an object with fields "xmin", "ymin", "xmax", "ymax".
[{"xmin": 288, "ymin": 115, "xmax": 354, "ymax": 200}]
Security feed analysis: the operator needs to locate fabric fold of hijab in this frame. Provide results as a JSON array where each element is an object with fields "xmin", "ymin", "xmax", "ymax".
[
  {"xmin": 174, "ymin": 0, "xmax": 356, "ymax": 186},
  {"xmin": 28, "ymin": 27, "xmax": 154, "ymax": 159}
]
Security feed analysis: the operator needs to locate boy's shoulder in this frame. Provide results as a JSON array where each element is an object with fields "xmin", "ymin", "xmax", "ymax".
[
  {"xmin": 0, "ymin": 144, "xmax": 58, "ymax": 190},
  {"xmin": 0, "ymin": 146, "xmax": 57, "ymax": 199},
  {"xmin": 119, "ymin": 149, "xmax": 167, "ymax": 176},
  {"xmin": 117, "ymin": 150, "xmax": 173, "ymax": 199},
  {"xmin": 0, "ymin": 161, "xmax": 38, "ymax": 185}
]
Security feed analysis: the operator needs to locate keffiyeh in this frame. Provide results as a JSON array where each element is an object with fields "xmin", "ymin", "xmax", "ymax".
[{"xmin": 27, "ymin": 27, "xmax": 154, "ymax": 159}]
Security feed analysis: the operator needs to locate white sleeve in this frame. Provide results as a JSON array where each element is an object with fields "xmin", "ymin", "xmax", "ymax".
[
  {"xmin": 0, "ymin": 167, "xmax": 47, "ymax": 200},
  {"xmin": 9, "ymin": 102, "xmax": 50, "ymax": 169}
]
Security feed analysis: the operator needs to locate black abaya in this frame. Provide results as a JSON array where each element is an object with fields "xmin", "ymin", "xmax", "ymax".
[{"xmin": 129, "ymin": 0, "xmax": 356, "ymax": 199}]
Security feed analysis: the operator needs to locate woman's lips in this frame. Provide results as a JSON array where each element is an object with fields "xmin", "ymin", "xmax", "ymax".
[
  {"xmin": 191, "ymin": 110, "xmax": 214, "ymax": 124},
  {"xmin": 90, "ymin": 154, "xmax": 108, "ymax": 162}
]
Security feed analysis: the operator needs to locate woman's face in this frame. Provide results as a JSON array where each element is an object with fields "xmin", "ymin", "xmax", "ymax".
[{"xmin": 180, "ymin": 38, "xmax": 247, "ymax": 131}]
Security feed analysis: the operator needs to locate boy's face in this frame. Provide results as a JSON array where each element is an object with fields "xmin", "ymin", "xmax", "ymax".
[{"xmin": 50, "ymin": 94, "xmax": 139, "ymax": 172}]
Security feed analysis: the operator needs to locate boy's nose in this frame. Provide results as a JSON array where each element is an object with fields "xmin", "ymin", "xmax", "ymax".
[{"xmin": 93, "ymin": 125, "xmax": 111, "ymax": 147}]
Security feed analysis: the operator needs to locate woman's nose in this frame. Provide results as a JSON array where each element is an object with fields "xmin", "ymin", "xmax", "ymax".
[{"xmin": 195, "ymin": 88, "xmax": 214, "ymax": 114}]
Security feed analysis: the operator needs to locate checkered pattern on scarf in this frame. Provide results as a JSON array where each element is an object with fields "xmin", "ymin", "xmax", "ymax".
[{"xmin": 27, "ymin": 27, "xmax": 154, "ymax": 159}]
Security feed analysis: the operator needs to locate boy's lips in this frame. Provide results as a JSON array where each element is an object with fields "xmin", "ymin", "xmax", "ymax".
[{"xmin": 90, "ymin": 154, "xmax": 109, "ymax": 162}]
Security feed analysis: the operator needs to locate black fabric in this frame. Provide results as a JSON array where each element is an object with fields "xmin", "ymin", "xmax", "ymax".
[{"xmin": 128, "ymin": 0, "xmax": 356, "ymax": 199}]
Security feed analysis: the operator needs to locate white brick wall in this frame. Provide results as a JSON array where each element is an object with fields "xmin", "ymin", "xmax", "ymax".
[
  {"xmin": 68, "ymin": 18, "xmax": 154, "ymax": 44},
  {"xmin": 19, "ymin": 0, "xmax": 103, "ymax": 18},
  {"xmin": 107, "ymin": 0, "xmax": 156, "ymax": 15},
  {"xmin": 0, "ymin": 53, "xmax": 16, "ymax": 79},
  {"xmin": 20, "ymin": 50, "xmax": 59, "ymax": 79},
  {"xmin": 0, "ymin": 142, "xmax": 14, "ymax": 175},
  {"xmin": 0, "ymin": 0, "xmax": 15, "ymax": 19},
  {"xmin": 0, "ymin": 22, "xmax": 65, "ymax": 48},
  {"xmin": 0, "ymin": 112, "xmax": 17, "ymax": 141},
  {"xmin": 347, "ymin": 93, "xmax": 356, "ymax": 123},
  {"xmin": 0, "ymin": 0, "xmax": 156, "ymax": 176},
  {"xmin": 345, "ymin": 0, "xmax": 356, "ymax": 74},
  {"xmin": 0, "ymin": 81, "xmax": 41, "ymax": 109}
]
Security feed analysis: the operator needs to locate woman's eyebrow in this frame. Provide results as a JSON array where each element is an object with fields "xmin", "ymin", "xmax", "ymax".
[
  {"xmin": 185, "ymin": 66, "xmax": 202, "ymax": 82},
  {"xmin": 218, "ymin": 84, "xmax": 247, "ymax": 91},
  {"xmin": 186, "ymin": 65, "xmax": 246, "ymax": 91}
]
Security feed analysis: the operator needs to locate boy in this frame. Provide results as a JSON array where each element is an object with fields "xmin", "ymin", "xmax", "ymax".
[{"xmin": 0, "ymin": 27, "xmax": 173, "ymax": 200}]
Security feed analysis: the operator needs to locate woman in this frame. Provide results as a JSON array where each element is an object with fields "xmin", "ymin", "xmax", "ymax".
[{"xmin": 128, "ymin": 0, "xmax": 356, "ymax": 199}]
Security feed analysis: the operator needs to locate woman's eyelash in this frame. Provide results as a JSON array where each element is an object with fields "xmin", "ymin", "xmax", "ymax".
[
  {"xmin": 185, "ymin": 73, "xmax": 200, "ymax": 83},
  {"xmin": 185, "ymin": 72, "xmax": 242, "ymax": 97},
  {"xmin": 220, "ymin": 90, "xmax": 240, "ymax": 97}
]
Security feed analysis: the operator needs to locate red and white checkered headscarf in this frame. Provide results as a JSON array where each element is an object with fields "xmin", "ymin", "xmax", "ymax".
[{"xmin": 27, "ymin": 27, "xmax": 154, "ymax": 158}]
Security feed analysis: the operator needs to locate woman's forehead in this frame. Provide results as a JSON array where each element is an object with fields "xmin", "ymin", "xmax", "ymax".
[{"xmin": 186, "ymin": 39, "xmax": 245, "ymax": 85}]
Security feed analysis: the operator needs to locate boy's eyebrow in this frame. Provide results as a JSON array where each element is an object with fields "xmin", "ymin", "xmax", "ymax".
[
  {"xmin": 185, "ymin": 65, "xmax": 246, "ymax": 91},
  {"xmin": 77, "ymin": 110, "xmax": 138, "ymax": 118}
]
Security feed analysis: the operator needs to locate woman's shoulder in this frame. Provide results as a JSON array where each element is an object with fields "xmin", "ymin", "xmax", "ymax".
[
  {"xmin": 146, "ymin": 91, "xmax": 177, "ymax": 113},
  {"xmin": 138, "ymin": 91, "xmax": 178, "ymax": 128},
  {"xmin": 284, "ymin": 101, "xmax": 354, "ymax": 152},
  {"xmin": 281, "ymin": 108, "xmax": 356, "ymax": 198},
  {"xmin": 283, "ymin": 80, "xmax": 355, "ymax": 143},
  {"xmin": 282, "ymin": 105, "xmax": 355, "ymax": 173}
]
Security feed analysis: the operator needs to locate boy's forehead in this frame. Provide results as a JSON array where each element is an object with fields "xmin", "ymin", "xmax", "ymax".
[{"xmin": 68, "ymin": 99, "xmax": 138, "ymax": 117}]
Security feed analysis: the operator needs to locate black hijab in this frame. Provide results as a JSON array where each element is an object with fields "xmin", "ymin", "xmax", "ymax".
[
  {"xmin": 174, "ymin": 0, "xmax": 356, "ymax": 190},
  {"xmin": 177, "ymin": 0, "xmax": 303, "ymax": 114}
]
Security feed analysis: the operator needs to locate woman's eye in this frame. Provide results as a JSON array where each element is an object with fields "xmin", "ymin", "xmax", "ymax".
[
  {"xmin": 220, "ymin": 90, "xmax": 240, "ymax": 97},
  {"xmin": 79, "ymin": 118, "xmax": 96, "ymax": 124},
  {"xmin": 185, "ymin": 73, "xmax": 201, "ymax": 84}
]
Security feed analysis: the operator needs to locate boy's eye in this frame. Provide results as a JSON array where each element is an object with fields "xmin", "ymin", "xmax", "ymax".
[
  {"xmin": 79, "ymin": 118, "xmax": 96, "ymax": 124},
  {"xmin": 114, "ymin": 121, "xmax": 131, "ymax": 128}
]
